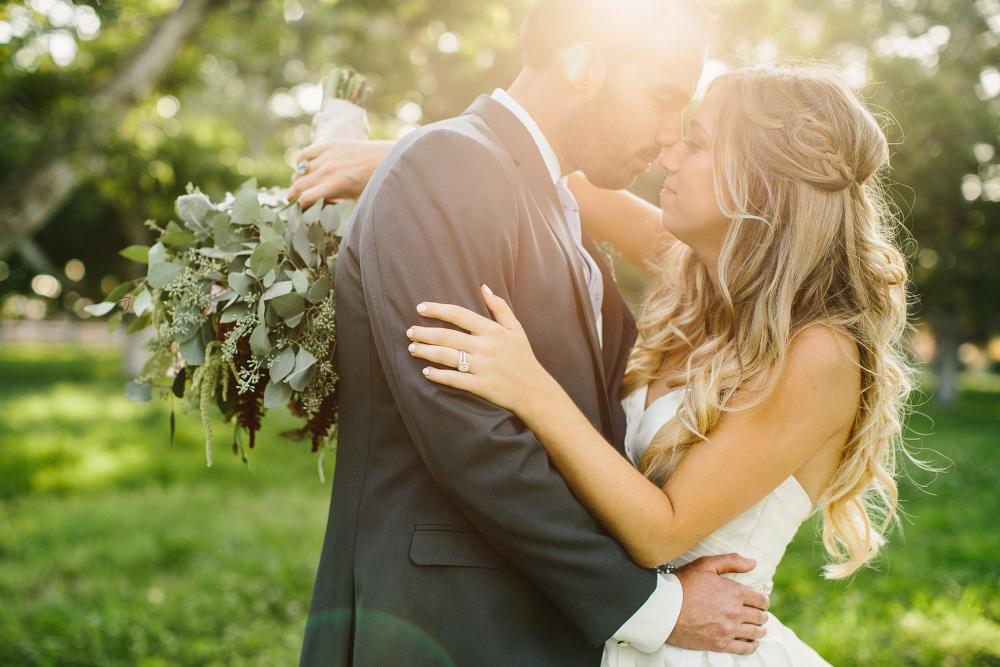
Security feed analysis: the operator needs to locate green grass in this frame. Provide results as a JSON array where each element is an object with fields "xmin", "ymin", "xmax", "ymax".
[
  {"xmin": 1, "ymin": 343, "xmax": 998, "ymax": 665},
  {"xmin": 0, "ymin": 344, "xmax": 329, "ymax": 666}
]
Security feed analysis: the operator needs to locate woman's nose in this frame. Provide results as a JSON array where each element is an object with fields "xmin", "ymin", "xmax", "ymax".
[{"xmin": 657, "ymin": 145, "xmax": 681, "ymax": 175}]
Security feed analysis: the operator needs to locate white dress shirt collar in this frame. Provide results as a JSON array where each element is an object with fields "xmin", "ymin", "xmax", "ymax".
[{"xmin": 491, "ymin": 88, "xmax": 562, "ymax": 185}]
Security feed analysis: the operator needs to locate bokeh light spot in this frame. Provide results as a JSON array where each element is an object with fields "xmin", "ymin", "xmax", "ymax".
[
  {"xmin": 961, "ymin": 175, "xmax": 982, "ymax": 201},
  {"xmin": 156, "ymin": 96, "xmax": 179, "ymax": 119},
  {"xmin": 237, "ymin": 157, "xmax": 255, "ymax": 175},
  {"xmin": 395, "ymin": 101, "xmax": 423, "ymax": 125},
  {"xmin": 64, "ymin": 259, "xmax": 86, "ymax": 282},
  {"xmin": 437, "ymin": 32, "xmax": 462, "ymax": 54},
  {"xmin": 31, "ymin": 274, "xmax": 62, "ymax": 299}
]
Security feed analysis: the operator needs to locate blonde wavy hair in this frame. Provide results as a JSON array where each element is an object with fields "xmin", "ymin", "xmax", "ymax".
[{"xmin": 621, "ymin": 64, "xmax": 913, "ymax": 578}]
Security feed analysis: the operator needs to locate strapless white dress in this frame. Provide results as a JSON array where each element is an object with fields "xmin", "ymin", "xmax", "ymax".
[{"xmin": 602, "ymin": 386, "xmax": 833, "ymax": 667}]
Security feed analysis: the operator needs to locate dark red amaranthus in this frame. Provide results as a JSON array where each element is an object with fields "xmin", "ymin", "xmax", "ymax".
[
  {"xmin": 306, "ymin": 388, "xmax": 339, "ymax": 452},
  {"xmin": 216, "ymin": 321, "xmax": 265, "ymax": 448}
]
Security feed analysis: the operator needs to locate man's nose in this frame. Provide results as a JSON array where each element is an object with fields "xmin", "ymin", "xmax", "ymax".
[{"xmin": 656, "ymin": 114, "xmax": 684, "ymax": 148}]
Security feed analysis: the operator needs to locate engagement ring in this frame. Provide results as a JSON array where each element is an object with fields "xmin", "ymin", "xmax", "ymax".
[
  {"xmin": 296, "ymin": 161, "xmax": 309, "ymax": 174},
  {"xmin": 457, "ymin": 350, "xmax": 470, "ymax": 373}
]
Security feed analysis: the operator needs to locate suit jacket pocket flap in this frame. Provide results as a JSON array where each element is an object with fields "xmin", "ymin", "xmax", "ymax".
[{"xmin": 409, "ymin": 527, "xmax": 515, "ymax": 571}]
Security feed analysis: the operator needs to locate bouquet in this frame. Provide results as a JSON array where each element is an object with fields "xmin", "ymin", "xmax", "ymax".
[{"xmin": 87, "ymin": 67, "xmax": 374, "ymax": 476}]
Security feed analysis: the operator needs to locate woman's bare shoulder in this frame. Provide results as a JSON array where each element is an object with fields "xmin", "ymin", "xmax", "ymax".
[{"xmin": 787, "ymin": 323, "xmax": 862, "ymax": 393}]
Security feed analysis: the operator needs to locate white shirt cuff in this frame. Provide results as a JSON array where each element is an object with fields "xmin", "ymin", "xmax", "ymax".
[{"xmin": 611, "ymin": 573, "xmax": 683, "ymax": 653}]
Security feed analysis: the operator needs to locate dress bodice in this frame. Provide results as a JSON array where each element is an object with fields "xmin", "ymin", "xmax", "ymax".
[
  {"xmin": 603, "ymin": 386, "xmax": 833, "ymax": 665},
  {"xmin": 620, "ymin": 385, "xmax": 815, "ymax": 592}
]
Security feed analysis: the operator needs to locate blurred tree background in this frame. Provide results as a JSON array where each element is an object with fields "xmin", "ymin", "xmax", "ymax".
[
  {"xmin": 2, "ymin": 0, "xmax": 999, "ymax": 404},
  {"xmin": 1, "ymin": 0, "xmax": 999, "ymax": 665}
]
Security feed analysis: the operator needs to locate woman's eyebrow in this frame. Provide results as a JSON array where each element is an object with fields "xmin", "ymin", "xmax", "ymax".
[{"xmin": 688, "ymin": 118, "xmax": 708, "ymax": 136}]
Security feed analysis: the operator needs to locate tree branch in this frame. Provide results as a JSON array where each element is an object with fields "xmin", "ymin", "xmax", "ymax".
[{"xmin": 0, "ymin": 0, "xmax": 231, "ymax": 260}]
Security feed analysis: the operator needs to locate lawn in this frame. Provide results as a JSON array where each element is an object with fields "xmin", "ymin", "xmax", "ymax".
[{"xmin": 0, "ymin": 343, "xmax": 998, "ymax": 666}]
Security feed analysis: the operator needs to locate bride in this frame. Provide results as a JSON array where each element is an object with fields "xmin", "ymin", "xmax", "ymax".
[{"xmin": 393, "ymin": 64, "xmax": 912, "ymax": 666}]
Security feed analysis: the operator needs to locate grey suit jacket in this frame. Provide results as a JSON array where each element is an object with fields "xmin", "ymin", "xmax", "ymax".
[{"xmin": 300, "ymin": 95, "xmax": 654, "ymax": 667}]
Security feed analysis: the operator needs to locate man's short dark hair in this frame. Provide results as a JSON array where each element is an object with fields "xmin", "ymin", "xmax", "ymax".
[{"xmin": 520, "ymin": 0, "xmax": 718, "ymax": 70}]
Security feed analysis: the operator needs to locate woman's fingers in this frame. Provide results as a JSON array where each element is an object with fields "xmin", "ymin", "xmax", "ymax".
[
  {"xmin": 421, "ymin": 366, "xmax": 479, "ymax": 392},
  {"xmin": 416, "ymin": 302, "xmax": 495, "ymax": 335},
  {"xmin": 481, "ymin": 285, "xmax": 520, "ymax": 330},
  {"xmin": 298, "ymin": 142, "xmax": 328, "ymax": 161},
  {"xmin": 406, "ymin": 326, "xmax": 473, "ymax": 351},
  {"xmin": 408, "ymin": 342, "xmax": 462, "ymax": 369}
]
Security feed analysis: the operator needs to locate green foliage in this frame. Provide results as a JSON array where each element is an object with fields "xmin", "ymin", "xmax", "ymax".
[
  {"xmin": 0, "ymin": 0, "xmax": 527, "ymax": 311},
  {"xmin": 1, "ymin": 345, "xmax": 998, "ymax": 665},
  {"xmin": 93, "ymin": 179, "xmax": 353, "ymax": 465}
]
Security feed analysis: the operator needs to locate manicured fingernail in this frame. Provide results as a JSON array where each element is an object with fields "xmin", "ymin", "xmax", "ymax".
[
  {"xmin": 422, "ymin": 367, "xmax": 430, "ymax": 376},
  {"xmin": 408, "ymin": 343, "xmax": 416, "ymax": 354},
  {"xmin": 406, "ymin": 328, "xmax": 414, "ymax": 339},
  {"xmin": 416, "ymin": 303, "xmax": 427, "ymax": 313},
  {"xmin": 483, "ymin": 284, "xmax": 494, "ymax": 296}
]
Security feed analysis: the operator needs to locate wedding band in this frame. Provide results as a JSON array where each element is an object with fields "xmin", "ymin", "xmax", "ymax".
[
  {"xmin": 457, "ymin": 350, "xmax": 470, "ymax": 373},
  {"xmin": 296, "ymin": 161, "xmax": 309, "ymax": 174}
]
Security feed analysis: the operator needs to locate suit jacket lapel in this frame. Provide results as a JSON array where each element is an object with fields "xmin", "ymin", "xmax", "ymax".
[
  {"xmin": 582, "ymin": 232, "xmax": 638, "ymax": 451},
  {"xmin": 465, "ymin": 96, "xmax": 613, "ymax": 438}
]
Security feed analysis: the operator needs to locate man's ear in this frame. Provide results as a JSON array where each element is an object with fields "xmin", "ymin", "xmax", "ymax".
[{"xmin": 562, "ymin": 42, "xmax": 606, "ymax": 96}]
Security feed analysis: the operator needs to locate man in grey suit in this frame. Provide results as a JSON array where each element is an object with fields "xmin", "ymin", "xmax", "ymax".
[{"xmin": 298, "ymin": 1, "xmax": 769, "ymax": 664}]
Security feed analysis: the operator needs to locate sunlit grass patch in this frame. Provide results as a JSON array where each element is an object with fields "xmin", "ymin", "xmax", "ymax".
[
  {"xmin": 0, "ymin": 343, "xmax": 318, "ymax": 498},
  {"xmin": 0, "ymin": 344, "xmax": 329, "ymax": 665}
]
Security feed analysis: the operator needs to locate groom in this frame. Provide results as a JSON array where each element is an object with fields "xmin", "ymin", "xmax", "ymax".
[{"xmin": 300, "ymin": 1, "xmax": 768, "ymax": 664}]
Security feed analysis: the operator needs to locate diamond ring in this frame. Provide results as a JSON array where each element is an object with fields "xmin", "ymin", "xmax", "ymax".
[
  {"xmin": 296, "ymin": 161, "xmax": 309, "ymax": 175},
  {"xmin": 457, "ymin": 350, "xmax": 470, "ymax": 373}
]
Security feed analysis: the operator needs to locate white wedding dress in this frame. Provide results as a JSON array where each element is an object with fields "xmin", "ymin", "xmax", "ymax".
[{"xmin": 602, "ymin": 386, "xmax": 833, "ymax": 667}]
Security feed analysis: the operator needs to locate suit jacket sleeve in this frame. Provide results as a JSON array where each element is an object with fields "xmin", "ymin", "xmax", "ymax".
[{"xmin": 357, "ymin": 126, "xmax": 657, "ymax": 647}]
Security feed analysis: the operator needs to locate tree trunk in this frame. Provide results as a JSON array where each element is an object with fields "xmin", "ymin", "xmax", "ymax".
[
  {"xmin": 932, "ymin": 308, "xmax": 960, "ymax": 409},
  {"xmin": 0, "ymin": 0, "xmax": 227, "ymax": 260},
  {"xmin": 0, "ymin": 154, "xmax": 76, "ymax": 259}
]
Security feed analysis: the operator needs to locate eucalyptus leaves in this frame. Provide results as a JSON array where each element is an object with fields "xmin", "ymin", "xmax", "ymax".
[
  {"xmin": 85, "ymin": 64, "xmax": 373, "ymax": 473},
  {"xmin": 89, "ymin": 181, "xmax": 354, "ymax": 468}
]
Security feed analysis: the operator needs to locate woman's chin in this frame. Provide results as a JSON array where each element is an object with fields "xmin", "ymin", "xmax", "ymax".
[{"xmin": 659, "ymin": 213, "xmax": 680, "ymax": 236}]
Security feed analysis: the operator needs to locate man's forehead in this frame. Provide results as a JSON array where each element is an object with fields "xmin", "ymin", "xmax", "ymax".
[{"xmin": 641, "ymin": 18, "xmax": 707, "ymax": 92}]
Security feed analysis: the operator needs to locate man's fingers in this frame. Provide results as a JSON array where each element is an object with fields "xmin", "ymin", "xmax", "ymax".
[
  {"xmin": 736, "ymin": 621, "xmax": 767, "ymax": 641},
  {"xmin": 722, "ymin": 640, "xmax": 759, "ymax": 656},
  {"xmin": 741, "ymin": 605, "xmax": 769, "ymax": 626},
  {"xmin": 699, "ymin": 553, "xmax": 757, "ymax": 575},
  {"xmin": 743, "ymin": 589, "xmax": 770, "ymax": 612}
]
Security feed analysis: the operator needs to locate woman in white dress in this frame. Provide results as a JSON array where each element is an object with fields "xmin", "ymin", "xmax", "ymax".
[{"xmin": 403, "ymin": 64, "xmax": 912, "ymax": 666}]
